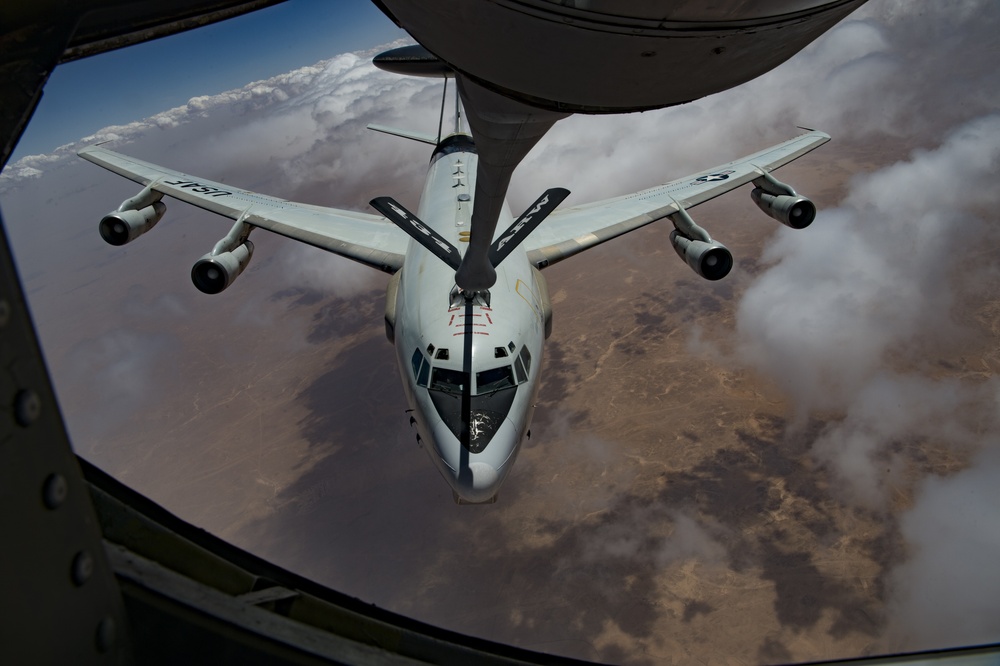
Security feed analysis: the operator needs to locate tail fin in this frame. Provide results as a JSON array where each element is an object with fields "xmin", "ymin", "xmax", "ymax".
[{"xmin": 368, "ymin": 60, "xmax": 458, "ymax": 146}]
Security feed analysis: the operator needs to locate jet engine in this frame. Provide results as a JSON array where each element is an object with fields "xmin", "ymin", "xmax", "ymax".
[
  {"xmin": 750, "ymin": 172, "xmax": 816, "ymax": 229},
  {"xmin": 98, "ymin": 185, "xmax": 166, "ymax": 245},
  {"xmin": 669, "ymin": 231, "xmax": 733, "ymax": 281},
  {"xmin": 99, "ymin": 203, "xmax": 166, "ymax": 245},
  {"xmin": 191, "ymin": 241, "xmax": 254, "ymax": 294},
  {"xmin": 667, "ymin": 206, "xmax": 733, "ymax": 281},
  {"xmin": 191, "ymin": 216, "xmax": 256, "ymax": 294}
]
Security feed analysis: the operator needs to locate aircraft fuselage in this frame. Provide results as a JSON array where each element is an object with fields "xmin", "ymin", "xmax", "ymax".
[{"xmin": 392, "ymin": 135, "xmax": 548, "ymax": 503}]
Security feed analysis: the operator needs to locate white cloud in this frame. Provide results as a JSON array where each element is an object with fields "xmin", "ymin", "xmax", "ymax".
[
  {"xmin": 885, "ymin": 443, "xmax": 1000, "ymax": 649},
  {"xmin": 277, "ymin": 241, "xmax": 382, "ymax": 298},
  {"xmin": 578, "ymin": 507, "xmax": 725, "ymax": 566},
  {"xmin": 735, "ymin": 115, "xmax": 1000, "ymax": 498},
  {"xmin": 655, "ymin": 512, "xmax": 727, "ymax": 566},
  {"xmin": 810, "ymin": 375, "xmax": 999, "ymax": 507},
  {"xmin": 700, "ymin": 2, "xmax": 1000, "ymax": 650},
  {"xmin": 59, "ymin": 328, "xmax": 180, "ymax": 444},
  {"xmin": 727, "ymin": 108, "xmax": 1000, "ymax": 646}
]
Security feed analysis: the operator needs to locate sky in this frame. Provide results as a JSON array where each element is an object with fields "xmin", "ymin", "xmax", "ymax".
[
  {"xmin": 11, "ymin": 0, "xmax": 405, "ymax": 160},
  {"xmin": 2, "ymin": 0, "xmax": 1000, "ymax": 663}
]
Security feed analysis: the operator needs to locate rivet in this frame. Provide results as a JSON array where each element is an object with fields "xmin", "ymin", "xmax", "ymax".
[
  {"xmin": 95, "ymin": 616, "xmax": 117, "ymax": 653},
  {"xmin": 71, "ymin": 550, "xmax": 94, "ymax": 586},
  {"xmin": 14, "ymin": 389, "xmax": 41, "ymax": 426},
  {"xmin": 42, "ymin": 473, "xmax": 67, "ymax": 509},
  {"xmin": 0, "ymin": 299, "xmax": 9, "ymax": 327}
]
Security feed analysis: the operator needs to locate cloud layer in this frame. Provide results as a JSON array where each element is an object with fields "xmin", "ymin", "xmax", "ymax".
[{"xmin": 734, "ymin": 114, "xmax": 1000, "ymax": 650}]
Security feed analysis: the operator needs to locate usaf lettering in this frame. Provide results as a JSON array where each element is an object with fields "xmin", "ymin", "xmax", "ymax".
[{"xmin": 165, "ymin": 179, "xmax": 232, "ymax": 197}]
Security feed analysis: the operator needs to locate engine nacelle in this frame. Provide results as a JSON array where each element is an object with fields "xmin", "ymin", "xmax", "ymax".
[
  {"xmin": 751, "ymin": 189, "xmax": 816, "ymax": 229},
  {"xmin": 99, "ymin": 202, "xmax": 166, "ymax": 246},
  {"xmin": 191, "ymin": 241, "xmax": 254, "ymax": 294},
  {"xmin": 670, "ymin": 230, "xmax": 732, "ymax": 281}
]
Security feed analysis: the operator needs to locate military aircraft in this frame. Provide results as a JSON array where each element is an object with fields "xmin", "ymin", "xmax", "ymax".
[{"xmin": 79, "ymin": 68, "xmax": 828, "ymax": 503}]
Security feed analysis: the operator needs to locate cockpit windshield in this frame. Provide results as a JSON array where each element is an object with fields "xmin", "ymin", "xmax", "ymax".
[
  {"xmin": 429, "ymin": 367, "xmax": 468, "ymax": 395},
  {"xmin": 475, "ymin": 366, "xmax": 516, "ymax": 395}
]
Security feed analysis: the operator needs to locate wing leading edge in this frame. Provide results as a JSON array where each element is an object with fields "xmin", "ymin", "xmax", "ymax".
[
  {"xmin": 523, "ymin": 130, "xmax": 830, "ymax": 269},
  {"xmin": 78, "ymin": 146, "xmax": 408, "ymax": 273}
]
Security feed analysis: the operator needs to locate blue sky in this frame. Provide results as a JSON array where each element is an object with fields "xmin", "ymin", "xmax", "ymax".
[{"xmin": 12, "ymin": 0, "xmax": 405, "ymax": 160}]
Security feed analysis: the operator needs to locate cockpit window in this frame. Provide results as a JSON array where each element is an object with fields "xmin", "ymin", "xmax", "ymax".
[
  {"xmin": 430, "ymin": 367, "xmax": 467, "ymax": 395},
  {"xmin": 435, "ymin": 348, "xmax": 450, "ymax": 360},
  {"xmin": 494, "ymin": 346, "xmax": 508, "ymax": 358},
  {"xmin": 476, "ymin": 366, "xmax": 516, "ymax": 394},
  {"xmin": 412, "ymin": 348, "xmax": 430, "ymax": 387},
  {"xmin": 411, "ymin": 348, "xmax": 423, "ymax": 377},
  {"xmin": 513, "ymin": 357, "xmax": 527, "ymax": 384},
  {"xmin": 519, "ymin": 345, "xmax": 532, "ymax": 374}
]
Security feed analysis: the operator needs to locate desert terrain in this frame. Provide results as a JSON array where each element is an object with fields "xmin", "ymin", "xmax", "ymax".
[{"xmin": 8, "ymin": 130, "xmax": 994, "ymax": 665}]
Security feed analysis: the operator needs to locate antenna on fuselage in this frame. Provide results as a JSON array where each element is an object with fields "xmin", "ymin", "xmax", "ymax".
[
  {"xmin": 454, "ymin": 80, "xmax": 463, "ymax": 135},
  {"xmin": 435, "ymin": 75, "xmax": 464, "ymax": 142},
  {"xmin": 436, "ymin": 76, "xmax": 448, "ymax": 144}
]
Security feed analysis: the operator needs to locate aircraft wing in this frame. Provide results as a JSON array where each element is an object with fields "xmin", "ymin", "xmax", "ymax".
[
  {"xmin": 523, "ymin": 130, "xmax": 830, "ymax": 268},
  {"xmin": 78, "ymin": 146, "xmax": 408, "ymax": 273}
]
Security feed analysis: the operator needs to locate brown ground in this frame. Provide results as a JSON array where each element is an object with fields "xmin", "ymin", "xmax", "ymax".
[{"xmin": 24, "ymin": 136, "xmax": 997, "ymax": 664}]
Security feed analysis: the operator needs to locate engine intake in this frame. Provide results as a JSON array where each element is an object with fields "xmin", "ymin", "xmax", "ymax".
[
  {"xmin": 191, "ymin": 241, "xmax": 254, "ymax": 294},
  {"xmin": 670, "ymin": 230, "xmax": 732, "ymax": 281},
  {"xmin": 751, "ymin": 189, "xmax": 816, "ymax": 229},
  {"xmin": 99, "ymin": 202, "xmax": 166, "ymax": 245},
  {"xmin": 667, "ymin": 205, "xmax": 733, "ymax": 281},
  {"xmin": 750, "ymin": 172, "xmax": 816, "ymax": 229},
  {"xmin": 99, "ymin": 184, "xmax": 166, "ymax": 245}
]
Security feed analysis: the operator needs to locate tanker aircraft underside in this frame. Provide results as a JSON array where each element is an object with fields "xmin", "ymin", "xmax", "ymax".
[{"xmin": 80, "ymin": 73, "xmax": 830, "ymax": 503}]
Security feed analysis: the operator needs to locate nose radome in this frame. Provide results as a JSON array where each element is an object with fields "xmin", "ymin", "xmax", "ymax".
[
  {"xmin": 470, "ymin": 462, "xmax": 498, "ymax": 489},
  {"xmin": 456, "ymin": 462, "xmax": 499, "ymax": 503}
]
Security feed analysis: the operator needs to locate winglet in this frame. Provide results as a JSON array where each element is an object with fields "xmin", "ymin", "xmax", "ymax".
[{"xmin": 370, "ymin": 196, "xmax": 461, "ymax": 269}]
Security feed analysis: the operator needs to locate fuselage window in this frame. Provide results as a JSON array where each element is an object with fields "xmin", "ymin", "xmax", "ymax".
[
  {"xmin": 519, "ymin": 345, "xmax": 532, "ymax": 374},
  {"xmin": 430, "ymin": 367, "xmax": 468, "ymax": 395},
  {"xmin": 476, "ymin": 366, "xmax": 516, "ymax": 394}
]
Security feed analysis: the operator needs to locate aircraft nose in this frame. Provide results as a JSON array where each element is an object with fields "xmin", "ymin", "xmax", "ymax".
[
  {"xmin": 455, "ymin": 462, "xmax": 500, "ymax": 503},
  {"xmin": 468, "ymin": 462, "xmax": 498, "ymax": 489}
]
